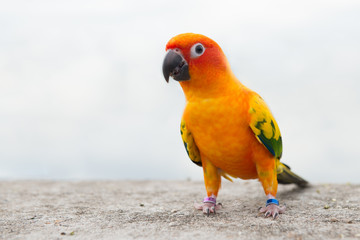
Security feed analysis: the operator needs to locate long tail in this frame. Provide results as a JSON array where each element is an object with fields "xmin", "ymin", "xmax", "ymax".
[{"xmin": 276, "ymin": 161, "xmax": 308, "ymax": 187}]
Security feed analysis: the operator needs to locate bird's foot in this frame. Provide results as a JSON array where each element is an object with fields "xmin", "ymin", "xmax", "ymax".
[
  {"xmin": 259, "ymin": 198, "xmax": 286, "ymax": 219},
  {"xmin": 194, "ymin": 197, "xmax": 222, "ymax": 216}
]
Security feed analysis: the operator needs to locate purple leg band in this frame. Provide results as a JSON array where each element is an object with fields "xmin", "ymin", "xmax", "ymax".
[{"xmin": 203, "ymin": 197, "xmax": 216, "ymax": 204}]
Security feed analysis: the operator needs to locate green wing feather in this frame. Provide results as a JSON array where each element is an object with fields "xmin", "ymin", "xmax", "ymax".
[
  {"xmin": 249, "ymin": 95, "xmax": 283, "ymax": 159},
  {"xmin": 249, "ymin": 95, "xmax": 308, "ymax": 186},
  {"xmin": 180, "ymin": 119, "xmax": 202, "ymax": 167}
]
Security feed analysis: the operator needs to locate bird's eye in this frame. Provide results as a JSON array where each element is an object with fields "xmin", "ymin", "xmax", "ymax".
[{"xmin": 190, "ymin": 43, "xmax": 205, "ymax": 58}]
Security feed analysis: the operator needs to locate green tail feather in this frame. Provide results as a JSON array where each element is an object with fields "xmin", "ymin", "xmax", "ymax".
[{"xmin": 277, "ymin": 162, "xmax": 308, "ymax": 187}]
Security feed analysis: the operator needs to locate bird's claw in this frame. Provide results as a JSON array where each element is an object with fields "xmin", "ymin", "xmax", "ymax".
[
  {"xmin": 259, "ymin": 204, "xmax": 286, "ymax": 219},
  {"xmin": 194, "ymin": 202, "xmax": 222, "ymax": 216}
]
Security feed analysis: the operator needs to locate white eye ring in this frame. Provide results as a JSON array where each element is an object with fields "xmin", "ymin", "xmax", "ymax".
[{"xmin": 190, "ymin": 43, "xmax": 205, "ymax": 58}]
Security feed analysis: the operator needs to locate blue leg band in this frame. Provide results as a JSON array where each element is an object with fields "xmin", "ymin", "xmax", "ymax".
[{"xmin": 266, "ymin": 198, "xmax": 279, "ymax": 206}]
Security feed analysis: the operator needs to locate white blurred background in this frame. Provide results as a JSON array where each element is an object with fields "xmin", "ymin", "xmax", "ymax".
[{"xmin": 0, "ymin": 0, "xmax": 359, "ymax": 182}]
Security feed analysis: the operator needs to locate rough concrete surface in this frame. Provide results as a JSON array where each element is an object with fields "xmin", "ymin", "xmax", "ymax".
[{"xmin": 0, "ymin": 180, "xmax": 359, "ymax": 240}]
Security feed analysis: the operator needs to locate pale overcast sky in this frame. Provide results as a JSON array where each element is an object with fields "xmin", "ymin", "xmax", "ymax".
[{"xmin": 0, "ymin": 0, "xmax": 359, "ymax": 182}]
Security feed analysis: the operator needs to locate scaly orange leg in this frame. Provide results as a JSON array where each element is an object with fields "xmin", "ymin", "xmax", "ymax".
[
  {"xmin": 256, "ymin": 158, "xmax": 286, "ymax": 219},
  {"xmin": 194, "ymin": 157, "xmax": 222, "ymax": 216}
]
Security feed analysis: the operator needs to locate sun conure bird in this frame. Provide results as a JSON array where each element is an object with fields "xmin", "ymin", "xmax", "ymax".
[{"xmin": 162, "ymin": 33, "xmax": 307, "ymax": 218}]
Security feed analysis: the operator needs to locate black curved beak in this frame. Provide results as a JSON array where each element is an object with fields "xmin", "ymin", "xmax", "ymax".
[{"xmin": 162, "ymin": 50, "xmax": 190, "ymax": 82}]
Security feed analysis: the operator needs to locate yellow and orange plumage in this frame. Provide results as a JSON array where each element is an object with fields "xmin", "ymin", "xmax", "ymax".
[{"xmin": 163, "ymin": 33, "xmax": 307, "ymax": 218}]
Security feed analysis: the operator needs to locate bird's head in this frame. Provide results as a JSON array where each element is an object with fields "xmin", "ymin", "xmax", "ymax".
[{"xmin": 162, "ymin": 33, "xmax": 235, "ymax": 99}]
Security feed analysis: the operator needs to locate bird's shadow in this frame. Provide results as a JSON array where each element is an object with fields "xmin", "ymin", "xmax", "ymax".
[{"xmin": 277, "ymin": 184, "xmax": 313, "ymax": 200}]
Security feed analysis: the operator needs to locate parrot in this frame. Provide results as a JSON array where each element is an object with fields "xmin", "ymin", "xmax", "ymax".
[{"xmin": 162, "ymin": 33, "xmax": 307, "ymax": 218}]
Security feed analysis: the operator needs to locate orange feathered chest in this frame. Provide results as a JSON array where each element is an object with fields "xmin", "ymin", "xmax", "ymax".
[{"xmin": 182, "ymin": 90, "xmax": 259, "ymax": 179}]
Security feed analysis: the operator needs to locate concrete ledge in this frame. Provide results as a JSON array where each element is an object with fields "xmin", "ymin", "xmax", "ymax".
[{"xmin": 1, "ymin": 181, "xmax": 359, "ymax": 239}]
